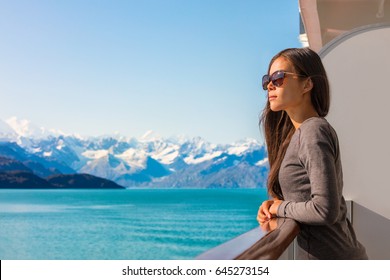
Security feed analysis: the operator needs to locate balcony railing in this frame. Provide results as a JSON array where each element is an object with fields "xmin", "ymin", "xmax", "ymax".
[{"xmin": 196, "ymin": 218, "xmax": 300, "ymax": 260}]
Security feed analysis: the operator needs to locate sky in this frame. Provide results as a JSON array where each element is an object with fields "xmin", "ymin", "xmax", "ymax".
[{"xmin": 0, "ymin": 0, "xmax": 302, "ymax": 144}]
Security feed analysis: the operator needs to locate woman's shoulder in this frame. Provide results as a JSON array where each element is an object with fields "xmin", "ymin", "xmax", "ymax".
[
  {"xmin": 300, "ymin": 117, "xmax": 329, "ymax": 128},
  {"xmin": 299, "ymin": 117, "xmax": 334, "ymax": 132},
  {"xmin": 298, "ymin": 117, "xmax": 338, "ymax": 142},
  {"xmin": 297, "ymin": 117, "xmax": 339, "ymax": 158}
]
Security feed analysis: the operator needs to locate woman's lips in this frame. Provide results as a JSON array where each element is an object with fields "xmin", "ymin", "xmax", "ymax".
[{"xmin": 268, "ymin": 95, "xmax": 277, "ymax": 101}]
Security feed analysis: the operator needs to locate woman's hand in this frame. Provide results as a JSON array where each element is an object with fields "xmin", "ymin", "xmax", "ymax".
[{"xmin": 257, "ymin": 199, "xmax": 283, "ymax": 224}]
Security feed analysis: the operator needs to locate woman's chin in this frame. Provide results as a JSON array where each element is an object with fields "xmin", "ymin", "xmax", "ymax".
[{"xmin": 270, "ymin": 105, "xmax": 283, "ymax": 112}]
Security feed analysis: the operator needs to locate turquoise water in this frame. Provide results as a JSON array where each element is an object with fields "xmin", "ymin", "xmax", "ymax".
[{"xmin": 0, "ymin": 188, "xmax": 267, "ymax": 260}]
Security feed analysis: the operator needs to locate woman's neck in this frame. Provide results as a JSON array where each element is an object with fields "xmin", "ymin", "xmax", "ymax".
[{"xmin": 286, "ymin": 107, "xmax": 319, "ymax": 130}]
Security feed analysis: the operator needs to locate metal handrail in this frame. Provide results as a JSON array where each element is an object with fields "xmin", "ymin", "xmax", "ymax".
[
  {"xmin": 235, "ymin": 218, "xmax": 300, "ymax": 260},
  {"xmin": 196, "ymin": 218, "xmax": 300, "ymax": 260}
]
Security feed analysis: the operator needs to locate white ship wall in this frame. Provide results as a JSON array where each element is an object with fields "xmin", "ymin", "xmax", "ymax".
[{"xmin": 320, "ymin": 24, "xmax": 390, "ymax": 220}]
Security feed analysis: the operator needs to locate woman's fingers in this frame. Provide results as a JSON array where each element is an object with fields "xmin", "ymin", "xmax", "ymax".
[
  {"xmin": 261, "ymin": 200, "xmax": 273, "ymax": 219},
  {"xmin": 257, "ymin": 212, "xmax": 267, "ymax": 223},
  {"xmin": 257, "ymin": 200, "xmax": 273, "ymax": 223}
]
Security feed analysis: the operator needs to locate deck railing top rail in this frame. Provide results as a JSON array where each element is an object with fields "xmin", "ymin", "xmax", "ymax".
[{"xmin": 196, "ymin": 218, "xmax": 300, "ymax": 260}]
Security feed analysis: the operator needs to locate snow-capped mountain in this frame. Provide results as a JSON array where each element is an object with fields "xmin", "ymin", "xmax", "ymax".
[
  {"xmin": 5, "ymin": 117, "xmax": 65, "ymax": 139},
  {"xmin": 0, "ymin": 117, "xmax": 269, "ymax": 188},
  {"xmin": 0, "ymin": 119, "xmax": 18, "ymax": 141}
]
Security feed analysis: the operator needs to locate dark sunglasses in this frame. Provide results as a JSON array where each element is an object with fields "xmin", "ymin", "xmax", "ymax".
[{"xmin": 262, "ymin": 70, "xmax": 306, "ymax": 90}]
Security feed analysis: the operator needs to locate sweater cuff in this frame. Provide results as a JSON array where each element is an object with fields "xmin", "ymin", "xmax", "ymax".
[{"xmin": 277, "ymin": 201, "xmax": 291, "ymax": 218}]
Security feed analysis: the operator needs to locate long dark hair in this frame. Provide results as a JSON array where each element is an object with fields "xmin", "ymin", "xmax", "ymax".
[{"xmin": 260, "ymin": 47, "xmax": 330, "ymax": 199}]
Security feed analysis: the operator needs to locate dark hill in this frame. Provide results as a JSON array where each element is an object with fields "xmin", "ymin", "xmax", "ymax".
[
  {"xmin": 47, "ymin": 174, "xmax": 124, "ymax": 189},
  {"xmin": 0, "ymin": 156, "xmax": 33, "ymax": 173},
  {"xmin": 0, "ymin": 171, "xmax": 53, "ymax": 188},
  {"xmin": 0, "ymin": 156, "xmax": 125, "ymax": 189}
]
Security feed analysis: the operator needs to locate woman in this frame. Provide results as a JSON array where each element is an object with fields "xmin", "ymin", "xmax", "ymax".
[{"xmin": 257, "ymin": 47, "xmax": 367, "ymax": 259}]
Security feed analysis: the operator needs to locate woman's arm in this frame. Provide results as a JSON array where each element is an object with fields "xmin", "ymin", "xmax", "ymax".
[{"xmin": 276, "ymin": 123, "xmax": 341, "ymax": 225}]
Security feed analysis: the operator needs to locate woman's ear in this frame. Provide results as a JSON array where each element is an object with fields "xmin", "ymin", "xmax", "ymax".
[{"xmin": 303, "ymin": 78, "xmax": 313, "ymax": 93}]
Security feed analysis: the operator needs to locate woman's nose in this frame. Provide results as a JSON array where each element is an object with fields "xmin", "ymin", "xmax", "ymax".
[{"xmin": 267, "ymin": 81, "xmax": 276, "ymax": 91}]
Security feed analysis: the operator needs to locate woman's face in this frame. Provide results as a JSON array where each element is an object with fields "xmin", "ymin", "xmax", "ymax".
[{"xmin": 266, "ymin": 57, "xmax": 308, "ymax": 113}]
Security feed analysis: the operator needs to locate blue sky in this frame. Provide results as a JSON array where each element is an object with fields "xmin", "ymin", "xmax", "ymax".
[{"xmin": 0, "ymin": 0, "xmax": 301, "ymax": 144}]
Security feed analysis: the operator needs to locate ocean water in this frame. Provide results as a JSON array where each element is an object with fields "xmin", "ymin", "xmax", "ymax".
[{"xmin": 0, "ymin": 188, "xmax": 268, "ymax": 260}]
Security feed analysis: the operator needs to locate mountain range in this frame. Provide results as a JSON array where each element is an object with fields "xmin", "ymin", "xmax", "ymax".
[{"xmin": 0, "ymin": 117, "xmax": 269, "ymax": 188}]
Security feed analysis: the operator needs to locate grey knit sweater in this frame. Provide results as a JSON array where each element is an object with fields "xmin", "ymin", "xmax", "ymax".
[{"xmin": 277, "ymin": 117, "xmax": 367, "ymax": 259}]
